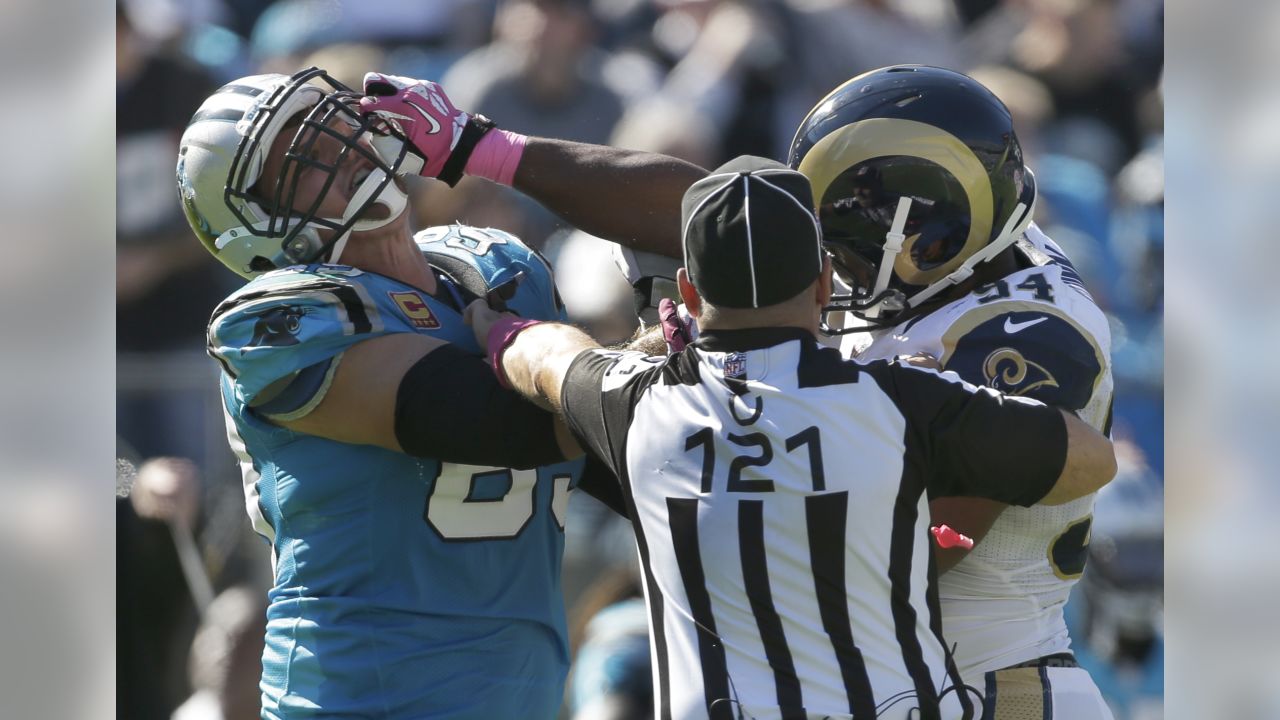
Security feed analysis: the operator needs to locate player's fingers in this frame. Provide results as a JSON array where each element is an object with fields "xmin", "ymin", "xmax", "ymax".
[
  {"xmin": 357, "ymin": 96, "xmax": 399, "ymax": 115},
  {"xmin": 658, "ymin": 298, "xmax": 689, "ymax": 352},
  {"xmin": 362, "ymin": 72, "xmax": 411, "ymax": 96},
  {"xmin": 897, "ymin": 352, "xmax": 941, "ymax": 370},
  {"xmin": 462, "ymin": 298, "xmax": 488, "ymax": 326}
]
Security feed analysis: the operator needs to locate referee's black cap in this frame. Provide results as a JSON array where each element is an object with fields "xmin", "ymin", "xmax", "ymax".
[{"xmin": 681, "ymin": 155, "xmax": 824, "ymax": 309}]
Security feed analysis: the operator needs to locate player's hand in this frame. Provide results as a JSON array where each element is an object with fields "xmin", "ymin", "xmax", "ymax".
[
  {"xmin": 897, "ymin": 352, "xmax": 941, "ymax": 370},
  {"xmin": 463, "ymin": 298, "xmax": 510, "ymax": 352},
  {"xmin": 658, "ymin": 298, "xmax": 696, "ymax": 353},
  {"xmin": 129, "ymin": 456, "xmax": 201, "ymax": 529},
  {"xmin": 359, "ymin": 73, "xmax": 469, "ymax": 180}
]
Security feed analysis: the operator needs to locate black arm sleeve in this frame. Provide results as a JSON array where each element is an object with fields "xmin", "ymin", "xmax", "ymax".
[
  {"xmin": 885, "ymin": 364, "xmax": 1068, "ymax": 506},
  {"xmin": 576, "ymin": 451, "xmax": 629, "ymax": 518},
  {"xmin": 394, "ymin": 343, "xmax": 567, "ymax": 469},
  {"xmin": 560, "ymin": 349, "xmax": 663, "ymax": 480}
]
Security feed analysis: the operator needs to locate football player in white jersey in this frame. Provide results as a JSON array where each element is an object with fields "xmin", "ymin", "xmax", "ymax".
[{"xmin": 787, "ymin": 65, "xmax": 1116, "ymax": 719}]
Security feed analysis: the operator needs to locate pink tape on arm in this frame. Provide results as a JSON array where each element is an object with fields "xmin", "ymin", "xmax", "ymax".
[
  {"xmin": 464, "ymin": 129, "xmax": 528, "ymax": 186},
  {"xmin": 487, "ymin": 315, "xmax": 542, "ymax": 389}
]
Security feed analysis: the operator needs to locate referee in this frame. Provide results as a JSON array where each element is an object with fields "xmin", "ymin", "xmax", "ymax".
[{"xmin": 466, "ymin": 156, "xmax": 1117, "ymax": 720}]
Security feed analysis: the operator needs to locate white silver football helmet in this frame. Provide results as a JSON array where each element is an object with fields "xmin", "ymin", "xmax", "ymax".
[{"xmin": 176, "ymin": 67, "xmax": 421, "ymax": 279}]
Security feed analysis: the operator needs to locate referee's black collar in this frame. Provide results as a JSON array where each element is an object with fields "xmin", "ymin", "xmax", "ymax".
[{"xmin": 694, "ymin": 326, "xmax": 815, "ymax": 352}]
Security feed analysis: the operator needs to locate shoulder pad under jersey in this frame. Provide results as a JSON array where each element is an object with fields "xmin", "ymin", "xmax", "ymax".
[
  {"xmin": 1016, "ymin": 223, "xmax": 1094, "ymax": 301},
  {"xmin": 207, "ymin": 264, "xmax": 386, "ymax": 406},
  {"xmin": 414, "ymin": 224, "xmax": 566, "ymax": 322},
  {"xmin": 939, "ymin": 302, "xmax": 1106, "ymax": 411}
]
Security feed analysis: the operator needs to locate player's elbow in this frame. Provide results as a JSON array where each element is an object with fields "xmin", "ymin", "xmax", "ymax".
[
  {"xmin": 1093, "ymin": 437, "xmax": 1118, "ymax": 492},
  {"xmin": 1040, "ymin": 414, "xmax": 1116, "ymax": 505}
]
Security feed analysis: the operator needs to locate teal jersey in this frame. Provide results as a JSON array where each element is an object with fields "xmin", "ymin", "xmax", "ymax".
[{"xmin": 208, "ymin": 226, "xmax": 582, "ymax": 719}]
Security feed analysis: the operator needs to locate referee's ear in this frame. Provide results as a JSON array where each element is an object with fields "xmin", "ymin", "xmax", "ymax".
[
  {"xmin": 816, "ymin": 254, "xmax": 833, "ymax": 308},
  {"xmin": 677, "ymin": 267, "xmax": 702, "ymax": 320}
]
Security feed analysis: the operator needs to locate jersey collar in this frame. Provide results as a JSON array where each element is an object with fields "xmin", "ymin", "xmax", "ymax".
[{"xmin": 695, "ymin": 326, "xmax": 814, "ymax": 352}]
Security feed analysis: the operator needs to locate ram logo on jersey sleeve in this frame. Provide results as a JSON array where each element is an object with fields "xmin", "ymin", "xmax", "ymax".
[{"xmin": 941, "ymin": 309, "xmax": 1104, "ymax": 411}]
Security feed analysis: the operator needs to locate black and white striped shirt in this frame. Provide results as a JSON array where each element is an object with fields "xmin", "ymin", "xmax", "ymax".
[{"xmin": 562, "ymin": 327, "xmax": 1067, "ymax": 720}]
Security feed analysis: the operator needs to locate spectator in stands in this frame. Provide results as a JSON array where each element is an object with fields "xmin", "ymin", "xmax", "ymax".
[
  {"xmin": 431, "ymin": 0, "xmax": 628, "ymax": 247},
  {"xmin": 567, "ymin": 566, "xmax": 650, "ymax": 720},
  {"xmin": 118, "ymin": 457, "xmax": 205, "ymax": 720},
  {"xmin": 173, "ymin": 587, "xmax": 268, "ymax": 720},
  {"xmin": 117, "ymin": 1, "xmax": 230, "ymax": 467},
  {"xmin": 445, "ymin": 0, "xmax": 624, "ymax": 146}
]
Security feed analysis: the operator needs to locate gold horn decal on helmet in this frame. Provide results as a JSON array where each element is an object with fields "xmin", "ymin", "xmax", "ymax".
[{"xmin": 796, "ymin": 118, "xmax": 994, "ymax": 285}]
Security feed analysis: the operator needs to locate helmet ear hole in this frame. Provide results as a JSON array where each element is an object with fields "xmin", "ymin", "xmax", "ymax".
[{"xmin": 249, "ymin": 256, "xmax": 277, "ymax": 273}]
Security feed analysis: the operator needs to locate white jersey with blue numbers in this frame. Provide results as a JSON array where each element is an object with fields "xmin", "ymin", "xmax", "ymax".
[
  {"xmin": 208, "ymin": 225, "xmax": 582, "ymax": 719},
  {"xmin": 847, "ymin": 224, "xmax": 1114, "ymax": 682}
]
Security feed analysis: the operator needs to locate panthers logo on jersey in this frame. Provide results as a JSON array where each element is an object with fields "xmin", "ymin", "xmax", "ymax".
[{"xmin": 243, "ymin": 304, "xmax": 312, "ymax": 351}]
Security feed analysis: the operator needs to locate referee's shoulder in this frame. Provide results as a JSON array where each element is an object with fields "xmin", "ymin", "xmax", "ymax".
[
  {"xmin": 795, "ymin": 337, "xmax": 867, "ymax": 389},
  {"xmin": 842, "ymin": 350, "xmax": 966, "ymax": 400}
]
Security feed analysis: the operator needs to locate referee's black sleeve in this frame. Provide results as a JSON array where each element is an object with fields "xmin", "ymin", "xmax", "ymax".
[
  {"xmin": 576, "ymin": 451, "xmax": 629, "ymax": 518},
  {"xmin": 560, "ymin": 349, "xmax": 662, "ymax": 482},
  {"xmin": 882, "ymin": 363, "xmax": 1068, "ymax": 506},
  {"xmin": 561, "ymin": 350, "xmax": 621, "ymax": 472}
]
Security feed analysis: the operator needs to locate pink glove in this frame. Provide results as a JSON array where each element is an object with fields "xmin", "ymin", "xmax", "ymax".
[
  {"xmin": 360, "ymin": 72, "xmax": 528, "ymax": 187},
  {"xmin": 359, "ymin": 73, "xmax": 472, "ymax": 182},
  {"xmin": 658, "ymin": 298, "xmax": 693, "ymax": 353}
]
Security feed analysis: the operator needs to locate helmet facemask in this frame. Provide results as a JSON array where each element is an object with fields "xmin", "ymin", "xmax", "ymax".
[
  {"xmin": 221, "ymin": 67, "xmax": 416, "ymax": 272},
  {"xmin": 819, "ymin": 180, "xmax": 1036, "ymax": 336}
]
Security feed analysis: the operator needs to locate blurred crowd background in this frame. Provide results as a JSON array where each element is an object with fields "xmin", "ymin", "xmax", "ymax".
[{"xmin": 115, "ymin": 0, "xmax": 1164, "ymax": 718}]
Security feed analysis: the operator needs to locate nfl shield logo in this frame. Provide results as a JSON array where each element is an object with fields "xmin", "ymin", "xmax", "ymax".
[{"xmin": 723, "ymin": 353, "xmax": 747, "ymax": 380}]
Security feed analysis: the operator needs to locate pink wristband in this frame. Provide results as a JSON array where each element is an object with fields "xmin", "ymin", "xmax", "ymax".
[
  {"xmin": 465, "ymin": 129, "xmax": 527, "ymax": 186},
  {"xmin": 487, "ymin": 315, "xmax": 542, "ymax": 389}
]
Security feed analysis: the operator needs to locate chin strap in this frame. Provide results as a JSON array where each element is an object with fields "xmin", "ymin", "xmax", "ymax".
[{"xmin": 870, "ymin": 197, "xmax": 913, "ymax": 304}]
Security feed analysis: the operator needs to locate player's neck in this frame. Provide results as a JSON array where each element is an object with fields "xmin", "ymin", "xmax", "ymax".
[
  {"xmin": 698, "ymin": 308, "xmax": 820, "ymax": 338},
  {"xmin": 974, "ymin": 248, "xmax": 1020, "ymax": 284},
  {"xmin": 343, "ymin": 228, "xmax": 438, "ymax": 294}
]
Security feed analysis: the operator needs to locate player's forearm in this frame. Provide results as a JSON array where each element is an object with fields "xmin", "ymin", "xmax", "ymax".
[
  {"xmin": 513, "ymin": 138, "xmax": 706, "ymax": 258},
  {"xmin": 503, "ymin": 323, "xmax": 600, "ymax": 412},
  {"xmin": 619, "ymin": 323, "xmax": 669, "ymax": 356},
  {"xmin": 1039, "ymin": 410, "xmax": 1117, "ymax": 505},
  {"xmin": 928, "ymin": 496, "xmax": 1007, "ymax": 573}
]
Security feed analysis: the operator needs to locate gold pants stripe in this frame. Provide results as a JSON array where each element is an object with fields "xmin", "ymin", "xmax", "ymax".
[{"xmin": 984, "ymin": 665, "xmax": 1051, "ymax": 720}]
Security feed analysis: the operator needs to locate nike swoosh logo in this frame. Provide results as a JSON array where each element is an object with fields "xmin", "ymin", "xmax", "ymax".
[
  {"xmin": 1004, "ymin": 316, "xmax": 1048, "ymax": 334},
  {"xmin": 401, "ymin": 97, "xmax": 442, "ymax": 135}
]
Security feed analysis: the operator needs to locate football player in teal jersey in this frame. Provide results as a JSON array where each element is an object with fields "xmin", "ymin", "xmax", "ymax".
[{"xmin": 177, "ymin": 67, "xmax": 701, "ymax": 718}]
